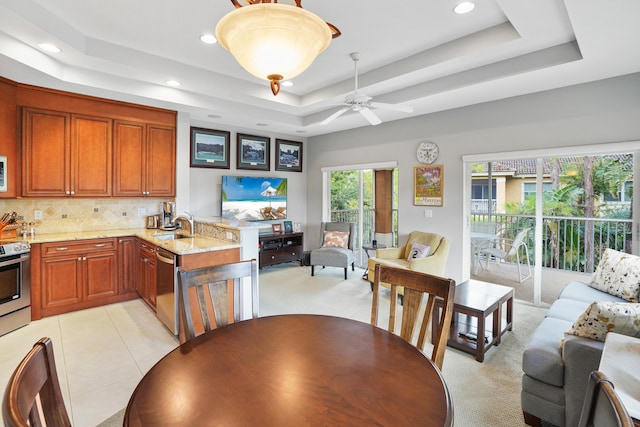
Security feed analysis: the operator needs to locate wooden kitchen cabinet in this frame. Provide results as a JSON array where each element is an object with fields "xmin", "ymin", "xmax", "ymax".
[
  {"xmin": 39, "ymin": 238, "xmax": 118, "ymax": 317},
  {"xmin": 136, "ymin": 239, "xmax": 157, "ymax": 309},
  {"xmin": 21, "ymin": 108, "xmax": 112, "ymax": 197},
  {"xmin": 113, "ymin": 120, "xmax": 175, "ymax": 197},
  {"xmin": 118, "ymin": 237, "xmax": 136, "ymax": 294}
]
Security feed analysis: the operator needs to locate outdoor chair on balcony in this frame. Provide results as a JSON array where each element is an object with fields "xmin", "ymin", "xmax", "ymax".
[{"xmin": 480, "ymin": 227, "xmax": 531, "ymax": 282}]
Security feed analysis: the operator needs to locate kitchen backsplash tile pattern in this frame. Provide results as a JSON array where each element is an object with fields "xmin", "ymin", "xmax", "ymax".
[{"xmin": 0, "ymin": 198, "xmax": 168, "ymax": 234}]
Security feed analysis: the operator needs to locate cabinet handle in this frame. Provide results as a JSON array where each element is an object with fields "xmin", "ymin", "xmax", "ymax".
[
  {"xmin": 82, "ymin": 257, "xmax": 87, "ymax": 261},
  {"xmin": 66, "ymin": 191, "xmax": 71, "ymax": 195},
  {"xmin": 77, "ymin": 257, "xmax": 82, "ymax": 261},
  {"xmin": 95, "ymin": 243, "xmax": 106, "ymax": 247},
  {"xmin": 56, "ymin": 247, "xmax": 69, "ymax": 251},
  {"xmin": 70, "ymin": 191, "xmax": 75, "ymax": 195}
]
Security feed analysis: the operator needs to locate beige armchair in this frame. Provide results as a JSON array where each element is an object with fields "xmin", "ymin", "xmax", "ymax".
[{"xmin": 367, "ymin": 231, "xmax": 450, "ymax": 300}]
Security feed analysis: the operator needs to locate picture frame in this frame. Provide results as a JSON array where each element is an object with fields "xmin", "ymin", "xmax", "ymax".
[
  {"xmin": 275, "ymin": 139, "xmax": 303, "ymax": 172},
  {"xmin": 414, "ymin": 164, "xmax": 444, "ymax": 206},
  {"xmin": 283, "ymin": 220, "xmax": 293, "ymax": 234},
  {"xmin": 293, "ymin": 222, "xmax": 301, "ymax": 232},
  {"xmin": 0, "ymin": 156, "xmax": 6, "ymax": 192},
  {"xmin": 190, "ymin": 127, "xmax": 230, "ymax": 169},
  {"xmin": 272, "ymin": 223, "xmax": 282, "ymax": 233},
  {"xmin": 237, "ymin": 133, "xmax": 270, "ymax": 171}
]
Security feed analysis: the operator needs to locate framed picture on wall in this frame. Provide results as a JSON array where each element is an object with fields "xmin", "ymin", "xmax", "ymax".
[
  {"xmin": 237, "ymin": 133, "xmax": 270, "ymax": 171},
  {"xmin": 190, "ymin": 127, "xmax": 231, "ymax": 169},
  {"xmin": 275, "ymin": 139, "xmax": 302, "ymax": 172},
  {"xmin": 414, "ymin": 164, "xmax": 444, "ymax": 206}
]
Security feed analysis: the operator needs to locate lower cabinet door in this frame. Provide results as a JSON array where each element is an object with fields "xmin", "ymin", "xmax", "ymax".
[
  {"xmin": 42, "ymin": 255, "xmax": 83, "ymax": 309},
  {"xmin": 85, "ymin": 250, "xmax": 118, "ymax": 300}
]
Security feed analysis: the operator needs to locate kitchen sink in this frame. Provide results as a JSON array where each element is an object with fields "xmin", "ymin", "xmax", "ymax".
[{"xmin": 152, "ymin": 232, "xmax": 192, "ymax": 240}]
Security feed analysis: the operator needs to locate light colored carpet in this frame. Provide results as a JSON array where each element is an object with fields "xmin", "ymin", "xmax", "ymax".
[{"xmin": 98, "ymin": 262, "xmax": 550, "ymax": 427}]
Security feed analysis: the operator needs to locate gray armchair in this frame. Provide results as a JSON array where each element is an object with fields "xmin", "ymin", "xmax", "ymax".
[{"xmin": 310, "ymin": 222, "xmax": 355, "ymax": 279}]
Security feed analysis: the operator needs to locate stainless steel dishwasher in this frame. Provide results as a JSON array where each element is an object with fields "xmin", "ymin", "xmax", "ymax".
[{"xmin": 156, "ymin": 248, "xmax": 178, "ymax": 335}]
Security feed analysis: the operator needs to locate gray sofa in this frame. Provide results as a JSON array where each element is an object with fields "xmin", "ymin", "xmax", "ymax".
[{"xmin": 521, "ymin": 280, "xmax": 626, "ymax": 427}]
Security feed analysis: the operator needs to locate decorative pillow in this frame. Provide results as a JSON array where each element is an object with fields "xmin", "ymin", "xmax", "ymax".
[
  {"xmin": 565, "ymin": 301, "xmax": 640, "ymax": 342},
  {"xmin": 589, "ymin": 248, "xmax": 640, "ymax": 302},
  {"xmin": 407, "ymin": 242, "xmax": 431, "ymax": 262},
  {"xmin": 322, "ymin": 231, "xmax": 349, "ymax": 249}
]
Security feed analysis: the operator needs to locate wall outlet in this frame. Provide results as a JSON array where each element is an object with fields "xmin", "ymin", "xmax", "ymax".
[
  {"xmin": 137, "ymin": 207, "xmax": 146, "ymax": 216},
  {"xmin": 424, "ymin": 209, "xmax": 433, "ymax": 218},
  {"xmin": 34, "ymin": 209, "xmax": 43, "ymax": 220}
]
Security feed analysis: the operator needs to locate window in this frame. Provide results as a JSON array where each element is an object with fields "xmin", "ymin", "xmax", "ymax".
[
  {"xmin": 472, "ymin": 179, "xmax": 496, "ymax": 200},
  {"xmin": 522, "ymin": 182, "xmax": 553, "ymax": 201}
]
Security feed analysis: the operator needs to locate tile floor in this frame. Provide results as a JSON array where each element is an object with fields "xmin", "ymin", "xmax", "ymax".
[{"xmin": 0, "ymin": 300, "xmax": 178, "ymax": 427}]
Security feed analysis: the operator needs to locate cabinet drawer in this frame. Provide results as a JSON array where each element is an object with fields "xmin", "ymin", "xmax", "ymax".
[{"xmin": 42, "ymin": 238, "xmax": 117, "ymax": 256}]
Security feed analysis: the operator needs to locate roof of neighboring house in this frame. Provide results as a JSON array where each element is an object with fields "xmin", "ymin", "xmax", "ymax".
[{"xmin": 471, "ymin": 155, "xmax": 631, "ymax": 178}]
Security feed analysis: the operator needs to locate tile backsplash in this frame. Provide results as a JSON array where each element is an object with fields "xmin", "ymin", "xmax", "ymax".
[{"xmin": 0, "ymin": 198, "xmax": 169, "ymax": 234}]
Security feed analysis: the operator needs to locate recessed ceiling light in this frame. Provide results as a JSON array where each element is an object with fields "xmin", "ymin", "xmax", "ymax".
[
  {"xmin": 38, "ymin": 43, "xmax": 61, "ymax": 53},
  {"xmin": 454, "ymin": 1, "xmax": 475, "ymax": 14},
  {"xmin": 200, "ymin": 34, "xmax": 217, "ymax": 44},
  {"xmin": 282, "ymin": 81, "xmax": 293, "ymax": 87},
  {"xmin": 166, "ymin": 80, "xmax": 181, "ymax": 87}
]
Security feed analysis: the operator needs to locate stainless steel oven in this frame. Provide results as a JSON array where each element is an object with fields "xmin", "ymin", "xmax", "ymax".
[{"xmin": 0, "ymin": 241, "xmax": 31, "ymax": 336}]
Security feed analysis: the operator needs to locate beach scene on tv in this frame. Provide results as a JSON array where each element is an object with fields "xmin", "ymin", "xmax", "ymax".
[{"xmin": 221, "ymin": 176, "xmax": 287, "ymax": 221}]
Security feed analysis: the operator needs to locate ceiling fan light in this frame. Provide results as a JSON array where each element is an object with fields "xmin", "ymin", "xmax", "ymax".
[
  {"xmin": 454, "ymin": 2, "xmax": 475, "ymax": 14},
  {"xmin": 215, "ymin": 3, "xmax": 332, "ymax": 95}
]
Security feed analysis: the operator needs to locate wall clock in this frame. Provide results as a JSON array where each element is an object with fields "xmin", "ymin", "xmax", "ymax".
[{"xmin": 416, "ymin": 141, "xmax": 439, "ymax": 164}]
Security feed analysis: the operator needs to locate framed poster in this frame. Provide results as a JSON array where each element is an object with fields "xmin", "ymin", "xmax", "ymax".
[
  {"xmin": 190, "ymin": 127, "xmax": 230, "ymax": 169},
  {"xmin": 0, "ymin": 156, "xmax": 6, "ymax": 192},
  {"xmin": 275, "ymin": 139, "xmax": 302, "ymax": 172},
  {"xmin": 414, "ymin": 165, "xmax": 444, "ymax": 206},
  {"xmin": 237, "ymin": 133, "xmax": 270, "ymax": 171}
]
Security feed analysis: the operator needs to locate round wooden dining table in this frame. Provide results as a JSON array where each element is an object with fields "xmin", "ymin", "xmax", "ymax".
[{"xmin": 124, "ymin": 314, "xmax": 453, "ymax": 426}]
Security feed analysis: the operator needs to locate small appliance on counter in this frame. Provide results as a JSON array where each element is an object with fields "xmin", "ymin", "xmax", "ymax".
[
  {"xmin": 146, "ymin": 215, "xmax": 160, "ymax": 229},
  {"xmin": 160, "ymin": 202, "xmax": 177, "ymax": 230}
]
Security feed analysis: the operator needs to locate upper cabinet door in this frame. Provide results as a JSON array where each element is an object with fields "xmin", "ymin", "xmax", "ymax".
[
  {"xmin": 146, "ymin": 125, "xmax": 175, "ymax": 197},
  {"xmin": 113, "ymin": 120, "xmax": 146, "ymax": 197},
  {"xmin": 22, "ymin": 108, "xmax": 70, "ymax": 197},
  {"xmin": 72, "ymin": 115, "xmax": 112, "ymax": 197}
]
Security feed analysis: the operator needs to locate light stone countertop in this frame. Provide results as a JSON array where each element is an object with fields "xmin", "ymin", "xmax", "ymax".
[{"xmin": 8, "ymin": 228, "xmax": 240, "ymax": 256}]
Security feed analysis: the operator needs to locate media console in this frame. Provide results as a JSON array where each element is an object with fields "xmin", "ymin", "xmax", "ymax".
[{"xmin": 258, "ymin": 232, "xmax": 303, "ymax": 268}]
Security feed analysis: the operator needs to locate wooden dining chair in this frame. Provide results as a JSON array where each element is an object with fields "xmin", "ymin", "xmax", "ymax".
[
  {"xmin": 178, "ymin": 259, "xmax": 258, "ymax": 343},
  {"xmin": 2, "ymin": 337, "xmax": 71, "ymax": 427},
  {"xmin": 577, "ymin": 371, "xmax": 634, "ymax": 427},
  {"xmin": 371, "ymin": 263, "xmax": 456, "ymax": 370}
]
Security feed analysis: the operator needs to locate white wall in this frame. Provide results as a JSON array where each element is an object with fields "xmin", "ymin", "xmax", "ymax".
[{"xmin": 305, "ymin": 72, "xmax": 640, "ymax": 283}]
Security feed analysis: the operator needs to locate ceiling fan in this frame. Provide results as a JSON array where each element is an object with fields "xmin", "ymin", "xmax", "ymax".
[{"xmin": 320, "ymin": 52, "xmax": 413, "ymax": 126}]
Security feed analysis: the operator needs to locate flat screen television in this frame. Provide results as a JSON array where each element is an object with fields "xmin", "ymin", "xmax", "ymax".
[{"xmin": 221, "ymin": 176, "xmax": 287, "ymax": 221}]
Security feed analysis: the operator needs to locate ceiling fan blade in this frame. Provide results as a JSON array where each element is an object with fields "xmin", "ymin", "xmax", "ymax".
[
  {"xmin": 359, "ymin": 107, "xmax": 382, "ymax": 126},
  {"xmin": 320, "ymin": 107, "xmax": 350, "ymax": 125},
  {"xmin": 370, "ymin": 101, "xmax": 414, "ymax": 113}
]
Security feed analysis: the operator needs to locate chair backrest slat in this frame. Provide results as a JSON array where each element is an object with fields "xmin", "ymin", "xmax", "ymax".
[
  {"xmin": 2, "ymin": 337, "xmax": 71, "ymax": 427},
  {"xmin": 178, "ymin": 259, "xmax": 258, "ymax": 343},
  {"xmin": 371, "ymin": 264, "xmax": 456, "ymax": 370}
]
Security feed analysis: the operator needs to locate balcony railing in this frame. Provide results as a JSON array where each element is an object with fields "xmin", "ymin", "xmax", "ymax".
[
  {"xmin": 330, "ymin": 209, "xmax": 398, "ymax": 248},
  {"xmin": 471, "ymin": 213, "xmax": 632, "ymax": 273}
]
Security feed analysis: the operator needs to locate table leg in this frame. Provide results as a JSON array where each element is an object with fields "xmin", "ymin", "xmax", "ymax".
[
  {"xmin": 494, "ymin": 304, "xmax": 502, "ymax": 346},
  {"xmin": 476, "ymin": 314, "xmax": 485, "ymax": 362},
  {"xmin": 506, "ymin": 294, "xmax": 513, "ymax": 331}
]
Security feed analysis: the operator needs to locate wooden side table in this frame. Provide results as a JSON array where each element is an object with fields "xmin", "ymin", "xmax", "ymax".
[{"xmin": 432, "ymin": 279, "xmax": 514, "ymax": 362}]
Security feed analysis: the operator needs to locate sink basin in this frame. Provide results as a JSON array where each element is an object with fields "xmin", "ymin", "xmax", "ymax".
[{"xmin": 152, "ymin": 232, "xmax": 192, "ymax": 240}]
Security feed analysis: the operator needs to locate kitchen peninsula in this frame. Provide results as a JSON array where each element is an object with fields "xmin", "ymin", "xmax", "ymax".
[{"xmin": 15, "ymin": 218, "xmax": 263, "ymax": 335}]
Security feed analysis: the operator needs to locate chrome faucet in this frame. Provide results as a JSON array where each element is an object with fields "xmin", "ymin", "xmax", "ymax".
[{"xmin": 173, "ymin": 212, "xmax": 194, "ymax": 235}]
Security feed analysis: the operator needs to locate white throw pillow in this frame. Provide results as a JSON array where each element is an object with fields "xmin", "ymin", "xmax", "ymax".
[
  {"xmin": 589, "ymin": 248, "xmax": 640, "ymax": 302},
  {"xmin": 322, "ymin": 231, "xmax": 349, "ymax": 249},
  {"xmin": 565, "ymin": 301, "xmax": 640, "ymax": 342},
  {"xmin": 407, "ymin": 242, "xmax": 431, "ymax": 262}
]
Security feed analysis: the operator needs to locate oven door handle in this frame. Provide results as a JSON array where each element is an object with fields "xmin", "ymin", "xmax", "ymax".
[{"xmin": 0, "ymin": 254, "xmax": 29, "ymax": 268}]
